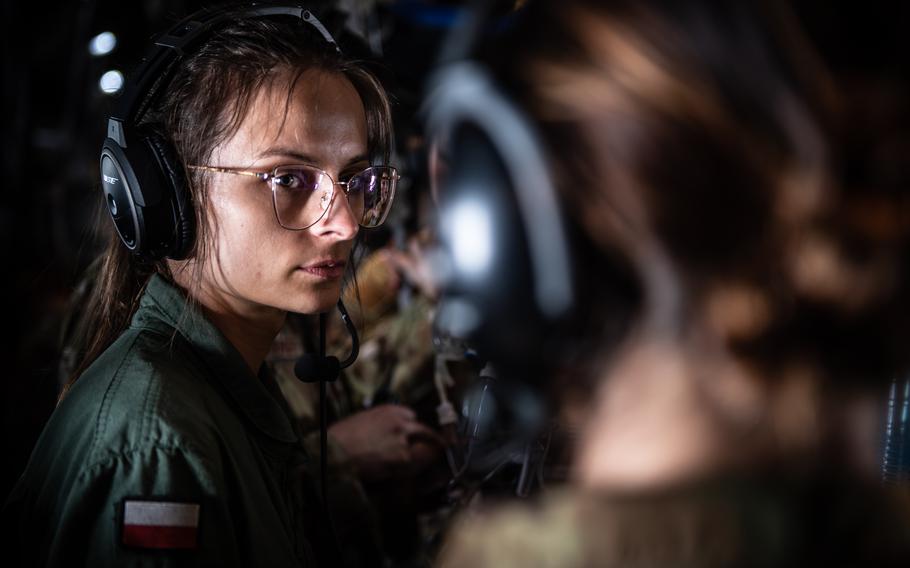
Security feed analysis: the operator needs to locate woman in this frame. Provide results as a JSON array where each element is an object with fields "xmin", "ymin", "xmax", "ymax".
[
  {"xmin": 3, "ymin": 7, "xmax": 396, "ymax": 567},
  {"xmin": 437, "ymin": 0, "xmax": 910, "ymax": 565}
]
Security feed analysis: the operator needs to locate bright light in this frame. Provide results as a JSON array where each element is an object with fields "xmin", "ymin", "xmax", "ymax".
[
  {"xmin": 445, "ymin": 197, "xmax": 493, "ymax": 278},
  {"xmin": 88, "ymin": 32, "xmax": 117, "ymax": 56},
  {"xmin": 435, "ymin": 298, "xmax": 481, "ymax": 338},
  {"xmin": 99, "ymin": 70, "xmax": 124, "ymax": 94}
]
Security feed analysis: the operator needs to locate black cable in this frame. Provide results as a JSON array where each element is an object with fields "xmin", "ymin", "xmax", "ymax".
[
  {"xmin": 316, "ymin": 311, "xmax": 344, "ymax": 564},
  {"xmin": 319, "ymin": 312, "xmax": 330, "ymax": 510},
  {"xmin": 294, "ymin": 304, "xmax": 360, "ymax": 562}
]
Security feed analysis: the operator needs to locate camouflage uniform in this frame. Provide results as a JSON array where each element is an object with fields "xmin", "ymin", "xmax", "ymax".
[{"xmin": 438, "ymin": 474, "xmax": 910, "ymax": 568}]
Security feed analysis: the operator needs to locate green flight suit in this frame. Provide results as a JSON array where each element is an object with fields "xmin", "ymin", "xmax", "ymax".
[{"xmin": 3, "ymin": 274, "xmax": 342, "ymax": 566}]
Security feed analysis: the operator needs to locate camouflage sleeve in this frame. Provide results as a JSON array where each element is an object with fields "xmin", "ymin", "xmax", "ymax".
[{"xmin": 436, "ymin": 492, "xmax": 586, "ymax": 568}]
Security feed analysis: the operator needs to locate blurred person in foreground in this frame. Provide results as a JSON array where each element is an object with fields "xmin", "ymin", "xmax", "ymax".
[{"xmin": 436, "ymin": 0, "xmax": 910, "ymax": 565}]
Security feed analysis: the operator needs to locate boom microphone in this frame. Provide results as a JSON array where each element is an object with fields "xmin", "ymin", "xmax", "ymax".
[
  {"xmin": 293, "ymin": 355, "xmax": 340, "ymax": 383},
  {"xmin": 293, "ymin": 299, "xmax": 359, "ymax": 383}
]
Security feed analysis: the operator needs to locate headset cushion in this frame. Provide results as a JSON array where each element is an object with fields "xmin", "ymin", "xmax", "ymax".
[{"xmin": 143, "ymin": 128, "xmax": 194, "ymax": 259}]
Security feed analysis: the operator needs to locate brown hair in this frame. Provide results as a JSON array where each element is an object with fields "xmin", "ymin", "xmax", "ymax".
[
  {"xmin": 62, "ymin": 13, "xmax": 393, "ymax": 396},
  {"xmin": 492, "ymin": 0, "xmax": 910, "ymax": 390}
]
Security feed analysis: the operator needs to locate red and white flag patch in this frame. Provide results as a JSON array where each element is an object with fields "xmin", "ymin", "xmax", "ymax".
[{"xmin": 122, "ymin": 500, "xmax": 200, "ymax": 550}]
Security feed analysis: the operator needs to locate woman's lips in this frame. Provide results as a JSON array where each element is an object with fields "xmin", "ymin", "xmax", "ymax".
[{"xmin": 299, "ymin": 260, "xmax": 346, "ymax": 279}]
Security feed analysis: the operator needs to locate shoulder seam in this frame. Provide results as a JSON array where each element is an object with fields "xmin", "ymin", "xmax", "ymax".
[
  {"xmin": 76, "ymin": 439, "xmax": 216, "ymax": 486},
  {"xmin": 89, "ymin": 332, "xmax": 143, "ymax": 461},
  {"xmin": 88, "ymin": 328, "xmax": 192, "ymax": 461}
]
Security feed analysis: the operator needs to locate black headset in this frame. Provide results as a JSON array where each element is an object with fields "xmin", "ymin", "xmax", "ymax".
[
  {"xmin": 423, "ymin": 0, "xmax": 574, "ymax": 384},
  {"xmin": 99, "ymin": 3, "xmax": 339, "ymax": 261}
]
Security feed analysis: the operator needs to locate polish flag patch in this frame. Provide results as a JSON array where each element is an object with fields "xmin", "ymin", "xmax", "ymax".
[{"xmin": 122, "ymin": 500, "xmax": 200, "ymax": 550}]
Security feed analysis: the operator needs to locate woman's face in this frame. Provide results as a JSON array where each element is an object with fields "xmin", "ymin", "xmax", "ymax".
[{"xmin": 198, "ymin": 68, "xmax": 367, "ymax": 317}]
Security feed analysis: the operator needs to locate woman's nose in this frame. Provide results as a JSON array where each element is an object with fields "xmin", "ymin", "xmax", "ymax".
[{"xmin": 312, "ymin": 186, "xmax": 359, "ymax": 240}]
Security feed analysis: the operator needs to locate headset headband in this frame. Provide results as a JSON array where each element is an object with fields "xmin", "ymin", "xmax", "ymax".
[{"xmin": 107, "ymin": 4, "xmax": 338, "ymax": 147}]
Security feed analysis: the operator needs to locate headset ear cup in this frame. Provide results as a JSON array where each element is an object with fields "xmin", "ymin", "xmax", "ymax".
[
  {"xmin": 428, "ymin": 64, "xmax": 574, "ymax": 384},
  {"xmin": 144, "ymin": 131, "xmax": 194, "ymax": 259},
  {"xmin": 100, "ymin": 139, "xmax": 144, "ymax": 253}
]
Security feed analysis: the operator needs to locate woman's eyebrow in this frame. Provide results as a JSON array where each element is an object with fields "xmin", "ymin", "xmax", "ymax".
[
  {"xmin": 256, "ymin": 147, "xmax": 318, "ymax": 163},
  {"xmin": 257, "ymin": 148, "xmax": 371, "ymax": 171},
  {"xmin": 342, "ymin": 154, "xmax": 370, "ymax": 168}
]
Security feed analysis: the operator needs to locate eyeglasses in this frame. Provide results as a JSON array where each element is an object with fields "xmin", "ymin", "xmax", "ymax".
[{"xmin": 187, "ymin": 163, "xmax": 399, "ymax": 230}]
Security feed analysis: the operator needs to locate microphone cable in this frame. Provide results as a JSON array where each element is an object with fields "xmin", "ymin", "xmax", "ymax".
[{"xmin": 292, "ymin": 300, "xmax": 359, "ymax": 563}]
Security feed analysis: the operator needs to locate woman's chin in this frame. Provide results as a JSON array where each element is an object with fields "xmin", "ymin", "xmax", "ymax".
[{"xmin": 288, "ymin": 288, "xmax": 342, "ymax": 315}]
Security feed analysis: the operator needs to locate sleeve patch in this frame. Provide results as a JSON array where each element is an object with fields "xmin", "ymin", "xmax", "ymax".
[{"xmin": 122, "ymin": 500, "xmax": 200, "ymax": 550}]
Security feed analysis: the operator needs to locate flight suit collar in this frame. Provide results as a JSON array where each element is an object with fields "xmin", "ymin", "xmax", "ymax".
[{"xmin": 132, "ymin": 274, "xmax": 298, "ymax": 444}]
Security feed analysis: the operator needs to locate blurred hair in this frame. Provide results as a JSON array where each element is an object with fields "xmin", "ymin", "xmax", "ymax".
[
  {"xmin": 63, "ymin": 12, "xmax": 393, "ymax": 397},
  {"xmin": 491, "ymin": 0, "xmax": 910, "ymax": 390}
]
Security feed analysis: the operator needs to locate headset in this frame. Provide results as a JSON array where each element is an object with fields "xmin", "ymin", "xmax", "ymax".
[
  {"xmin": 417, "ymin": 0, "xmax": 578, "ymax": 497},
  {"xmin": 423, "ymin": 0, "xmax": 574, "ymax": 385},
  {"xmin": 99, "ymin": 3, "xmax": 340, "ymax": 261}
]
